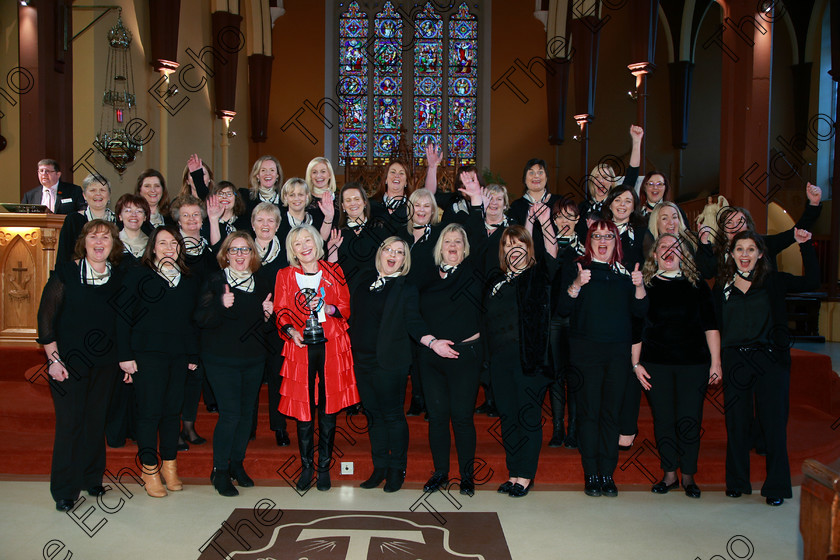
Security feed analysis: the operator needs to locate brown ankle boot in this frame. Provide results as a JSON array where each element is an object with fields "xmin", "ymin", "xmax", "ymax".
[
  {"xmin": 161, "ymin": 460, "xmax": 183, "ymax": 491},
  {"xmin": 141, "ymin": 464, "xmax": 168, "ymax": 498}
]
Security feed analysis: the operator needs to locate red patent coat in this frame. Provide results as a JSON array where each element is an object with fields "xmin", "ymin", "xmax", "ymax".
[{"xmin": 273, "ymin": 260, "xmax": 359, "ymax": 421}]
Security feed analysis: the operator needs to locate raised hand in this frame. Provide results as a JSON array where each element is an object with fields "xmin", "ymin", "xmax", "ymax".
[
  {"xmin": 425, "ymin": 142, "xmax": 443, "ymax": 168},
  {"xmin": 529, "ymin": 201, "xmax": 550, "ymax": 224},
  {"xmin": 319, "ymin": 192, "xmax": 335, "ymax": 220},
  {"xmin": 187, "ymin": 153, "xmax": 202, "ymax": 173},
  {"xmin": 458, "ymin": 170, "xmax": 481, "ymax": 201},
  {"xmin": 629, "ymin": 124, "xmax": 644, "ymax": 143},
  {"xmin": 206, "ymin": 195, "xmax": 223, "ymax": 221},
  {"xmin": 631, "ymin": 263, "xmax": 644, "ymax": 286},
  {"xmin": 575, "ymin": 263, "xmax": 591, "ymax": 287},
  {"xmin": 806, "ymin": 182, "xmax": 822, "ymax": 206},
  {"xmin": 793, "ymin": 228, "xmax": 812, "ymax": 244},
  {"xmin": 222, "ymin": 284, "xmax": 235, "ymax": 308}
]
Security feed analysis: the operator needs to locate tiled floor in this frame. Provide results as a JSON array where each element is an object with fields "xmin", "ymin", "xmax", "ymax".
[{"xmin": 0, "ymin": 480, "xmax": 802, "ymax": 560}]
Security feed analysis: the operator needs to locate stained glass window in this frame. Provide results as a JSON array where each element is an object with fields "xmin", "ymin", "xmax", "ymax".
[
  {"xmin": 373, "ymin": 2, "xmax": 403, "ymax": 160},
  {"xmin": 338, "ymin": 1, "xmax": 368, "ymax": 166},
  {"xmin": 412, "ymin": 3, "xmax": 443, "ymax": 161},
  {"xmin": 447, "ymin": 3, "xmax": 478, "ymax": 166},
  {"xmin": 337, "ymin": 2, "xmax": 479, "ymax": 167}
]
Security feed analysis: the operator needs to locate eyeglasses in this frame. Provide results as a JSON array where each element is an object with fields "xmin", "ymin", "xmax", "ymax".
[
  {"xmin": 217, "ymin": 191, "xmax": 235, "ymax": 198},
  {"xmin": 228, "ymin": 247, "xmax": 252, "ymax": 255},
  {"xmin": 645, "ymin": 181, "xmax": 665, "ymax": 187},
  {"xmin": 591, "ymin": 233, "xmax": 616, "ymax": 240},
  {"xmin": 383, "ymin": 247, "xmax": 405, "ymax": 256}
]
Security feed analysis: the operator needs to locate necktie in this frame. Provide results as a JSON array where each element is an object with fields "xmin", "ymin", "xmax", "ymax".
[{"xmin": 43, "ymin": 189, "xmax": 53, "ymax": 212}]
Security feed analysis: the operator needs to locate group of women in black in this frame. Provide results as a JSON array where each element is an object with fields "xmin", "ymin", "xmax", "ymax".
[{"xmin": 38, "ymin": 130, "xmax": 820, "ymax": 510}]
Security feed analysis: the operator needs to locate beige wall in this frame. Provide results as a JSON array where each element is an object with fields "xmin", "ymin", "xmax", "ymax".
[
  {"xmin": 0, "ymin": 1, "xmax": 21, "ymax": 203},
  {"xmin": 66, "ymin": 0, "xmax": 251, "ymax": 202}
]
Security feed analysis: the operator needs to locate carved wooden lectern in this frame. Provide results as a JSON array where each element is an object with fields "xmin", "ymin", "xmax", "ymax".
[{"xmin": 0, "ymin": 213, "xmax": 65, "ymax": 346}]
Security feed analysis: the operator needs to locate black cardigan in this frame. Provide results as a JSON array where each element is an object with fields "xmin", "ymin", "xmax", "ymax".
[
  {"xmin": 349, "ymin": 272, "xmax": 428, "ymax": 369},
  {"xmin": 712, "ymin": 240, "xmax": 819, "ymax": 358}
]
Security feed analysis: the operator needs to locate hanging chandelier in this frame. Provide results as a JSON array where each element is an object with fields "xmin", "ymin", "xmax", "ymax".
[{"xmin": 93, "ymin": 16, "xmax": 141, "ymax": 175}]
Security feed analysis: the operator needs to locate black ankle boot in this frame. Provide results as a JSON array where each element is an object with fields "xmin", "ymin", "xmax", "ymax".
[
  {"xmin": 212, "ymin": 468, "xmax": 239, "ymax": 497},
  {"xmin": 230, "ymin": 461, "xmax": 254, "ymax": 487},
  {"xmin": 296, "ymin": 420, "xmax": 315, "ymax": 491},
  {"xmin": 360, "ymin": 468, "xmax": 387, "ymax": 489},
  {"xmin": 584, "ymin": 474, "xmax": 601, "ymax": 497},
  {"xmin": 316, "ymin": 412, "xmax": 336, "ymax": 491},
  {"xmin": 383, "ymin": 468, "xmax": 405, "ymax": 493}
]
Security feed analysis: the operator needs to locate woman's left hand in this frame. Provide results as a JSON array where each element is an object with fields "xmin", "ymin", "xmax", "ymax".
[
  {"xmin": 631, "ymin": 263, "xmax": 644, "ymax": 286},
  {"xmin": 458, "ymin": 170, "xmax": 481, "ymax": 201},
  {"xmin": 709, "ymin": 362, "xmax": 722, "ymax": 385},
  {"xmin": 262, "ymin": 293, "xmax": 274, "ymax": 318},
  {"xmin": 188, "ymin": 363, "xmax": 198, "ymax": 371},
  {"xmin": 635, "ymin": 364, "xmax": 651, "ymax": 391}
]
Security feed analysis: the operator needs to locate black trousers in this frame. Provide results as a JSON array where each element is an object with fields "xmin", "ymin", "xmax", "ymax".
[
  {"xmin": 50, "ymin": 363, "xmax": 118, "ymax": 502},
  {"xmin": 204, "ymin": 354, "xmax": 264, "ymax": 469},
  {"xmin": 250, "ymin": 351, "xmax": 287, "ymax": 437},
  {"xmin": 549, "ymin": 316, "xmax": 577, "ymax": 435},
  {"xmin": 181, "ymin": 363, "xmax": 205, "ymax": 423},
  {"xmin": 644, "ymin": 362, "xmax": 708, "ymax": 475},
  {"xmin": 105, "ymin": 379, "xmax": 136, "ymax": 446},
  {"xmin": 355, "ymin": 356, "xmax": 409, "ymax": 469},
  {"xmin": 722, "ymin": 346, "xmax": 792, "ymax": 498},
  {"xmin": 570, "ymin": 339, "xmax": 630, "ymax": 476},
  {"xmin": 490, "ymin": 345, "xmax": 550, "ymax": 479},
  {"xmin": 133, "ymin": 352, "xmax": 187, "ymax": 465},
  {"xmin": 618, "ymin": 319, "xmax": 645, "ymax": 436},
  {"xmin": 409, "ymin": 342, "xmax": 424, "ymax": 404},
  {"xmin": 419, "ymin": 339, "xmax": 481, "ymax": 479}
]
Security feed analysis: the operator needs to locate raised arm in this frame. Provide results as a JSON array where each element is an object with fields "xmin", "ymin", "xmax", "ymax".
[{"xmin": 424, "ymin": 143, "xmax": 443, "ymax": 194}]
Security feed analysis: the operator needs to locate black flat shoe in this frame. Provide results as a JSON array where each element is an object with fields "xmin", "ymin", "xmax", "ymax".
[
  {"xmin": 406, "ymin": 400, "xmax": 424, "ymax": 416},
  {"xmin": 474, "ymin": 401, "xmax": 496, "ymax": 415},
  {"xmin": 617, "ymin": 434, "xmax": 636, "ymax": 451},
  {"xmin": 212, "ymin": 468, "xmax": 239, "ymax": 497},
  {"xmin": 206, "ymin": 404, "xmax": 218, "ymax": 413},
  {"xmin": 651, "ymin": 479, "xmax": 679, "ymax": 494},
  {"xmin": 683, "ymin": 484, "xmax": 701, "ymax": 499},
  {"xmin": 274, "ymin": 430, "xmax": 290, "ymax": 447},
  {"xmin": 600, "ymin": 475, "xmax": 618, "ymax": 497},
  {"xmin": 584, "ymin": 474, "xmax": 601, "ymax": 497},
  {"xmin": 360, "ymin": 468, "xmax": 387, "ymax": 489},
  {"xmin": 725, "ymin": 489, "xmax": 742, "ymax": 498},
  {"xmin": 87, "ymin": 485, "xmax": 107, "ymax": 497},
  {"xmin": 423, "ymin": 471, "xmax": 449, "ymax": 493},
  {"xmin": 55, "ymin": 499, "xmax": 75, "ymax": 512},
  {"xmin": 509, "ymin": 480, "xmax": 533, "ymax": 498},
  {"xmin": 176, "ymin": 440, "xmax": 189, "ymax": 452},
  {"xmin": 765, "ymin": 497, "xmax": 784, "ymax": 506},
  {"xmin": 563, "ymin": 434, "xmax": 578, "ymax": 449},
  {"xmin": 459, "ymin": 478, "xmax": 475, "ymax": 497},
  {"xmin": 182, "ymin": 430, "xmax": 206, "ymax": 445},
  {"xmin": 497, "ymin": 481, "xmax": 515, "ymax": 494},
  {"xmin": 383, "ymin": 468, "xmax": 405, "ymax": 493}
]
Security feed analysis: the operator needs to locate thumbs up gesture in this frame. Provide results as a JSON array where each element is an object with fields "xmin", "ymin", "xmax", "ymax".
[
  {"xmin": 575, "ymin": 262, "xmax": 591, "ymax": 288},
  {"xmin": 631, "ymin": 263, "xmax": 644, "ymax": 287},
  {"xmin": 222, "ymin": 283, "xmax": 235, "ymax": 308},
  {"xmin": 262, "ymin": 292, "xmax": 274, "ymax": 318}
]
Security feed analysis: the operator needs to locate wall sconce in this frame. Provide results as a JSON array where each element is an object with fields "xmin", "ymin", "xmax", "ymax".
[
  {"xmin": 627, "ymin": 90, "xmax": 638, "ymax": 101},
  {"xmin": 227, "ymin": 130, "xmax": 237, "ymax": 139}
]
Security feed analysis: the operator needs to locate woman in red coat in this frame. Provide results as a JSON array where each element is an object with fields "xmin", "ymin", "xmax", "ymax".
[{"xmin": 274, "ymin": 224, "xmax": 359, "ymax": 491}]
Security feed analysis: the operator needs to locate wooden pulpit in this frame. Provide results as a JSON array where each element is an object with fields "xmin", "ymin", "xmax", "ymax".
[
  {"xmin": 0, "ymin": 212, "xmax": 65, "ymax": 346},
  {"xmin": 801, "ymin": 458, "xmax": 840, "ymax": 560}
]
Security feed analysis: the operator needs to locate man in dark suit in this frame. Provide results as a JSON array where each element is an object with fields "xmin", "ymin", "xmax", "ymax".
[{"xmin": 21, "ymin": 159, "xmax": 85, "ymax": 214}]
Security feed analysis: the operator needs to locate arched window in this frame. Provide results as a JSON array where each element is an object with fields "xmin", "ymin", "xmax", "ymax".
[{"xmin": 337, "ymin": 1, "xmax": 479, "ymax": 168}]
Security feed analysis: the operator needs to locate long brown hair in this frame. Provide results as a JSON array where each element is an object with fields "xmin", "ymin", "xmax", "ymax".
[
  {"xmin": 142, "ymin": 225, "xmax": 189, "ymax": 274},
  {"xmin": 135, "ymin": 169, "xmax": 171, "ymax": 217},
  {"xmin": 717, "ymin": 230, "xmax": 768, "ymax": 287},
  {"xmin": 498, "ymin": 225, "xmax": 535, "ymax": 274}
]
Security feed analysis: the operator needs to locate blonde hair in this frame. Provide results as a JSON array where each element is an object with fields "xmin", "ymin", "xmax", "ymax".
[
  {"xmin": 375, "ymin": 236, "xmax": 412, "ymax": 277},
  {"xmin": 642, "ymin": 233, "xmax": 700, "ymax": 286},
  {"xmin": 285, "ymin": 224, "xmax": 324, "ymax": 268},
  {"xmin": 587, "ymin": 163, "xmax": 616, "ymax": 201},
  {"xmin": 280, "ymin": 178, "xmax": 312, "ymax": 207},
  {"xmin": 433, "ymin": 223, "xmax": 470, "ymax": 267},
  {"xmin": 251, "ymin": 201, "xmax": 282, "ymax": 229},
  {"xmin": 648, "ymin": 202, "xmax": 697, "ymax": 251},
  {"xmin": 485, "ymin": 183, "xmax": 509, "ymax": 210},
  {"xmin": 406, "ymin": 188, "xmax": 440, "ymax": 234},
  {"xmin": 248, "ymin": 155, "xmax": 284, "ymax": 199},
  {"xmin": 305, "ymin": 157, "xmax": 337, "ymax": 198}
]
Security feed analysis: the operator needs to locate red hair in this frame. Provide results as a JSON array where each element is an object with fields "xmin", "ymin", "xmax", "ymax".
[{"xmin": 578, "ymin": 219, "xmax": 623, "ymax": 267}]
